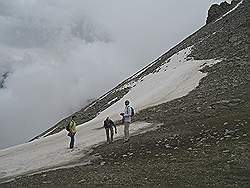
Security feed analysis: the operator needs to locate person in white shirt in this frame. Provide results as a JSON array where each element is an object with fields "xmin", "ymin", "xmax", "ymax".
[{"xmin": 122, "ymin": 100, "xmax": 132, "ymax": 142}]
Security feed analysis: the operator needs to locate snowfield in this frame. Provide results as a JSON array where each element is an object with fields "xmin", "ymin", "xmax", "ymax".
[{"xmin": 0, "ymin": 46, "xmax": 221, "ymax": 180}]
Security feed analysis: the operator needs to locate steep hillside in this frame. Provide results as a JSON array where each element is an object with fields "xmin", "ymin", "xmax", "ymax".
[
  {"xmin": 206, "ymin": 0, "xmax": 241, "ymax": 24},
  {"xmin": 29, "ymin": 0, "xmax": 248, "ymax": 142},
  {"xmin": 1, "ymin": 0, "xmax": 249, "ymax": 187}
]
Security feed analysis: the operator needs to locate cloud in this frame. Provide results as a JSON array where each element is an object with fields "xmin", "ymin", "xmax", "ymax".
[{"xmin": 0, "ymin": 0, "xmax": 225, "ymax": 149}]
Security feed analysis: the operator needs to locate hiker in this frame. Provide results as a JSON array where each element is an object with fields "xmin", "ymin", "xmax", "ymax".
[
  {"xmin": 67, "ymin": 115, "xmax": 77, "ymax": 149},
  {"xmin": 103, "ymin": 117, "xmax": 117, "ymax": 143},
  {"xmin": 121, "ymin": 100, "xmax": 134, "ymax": 142}
]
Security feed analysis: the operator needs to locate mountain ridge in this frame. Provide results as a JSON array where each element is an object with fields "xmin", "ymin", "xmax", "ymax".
[
  {"xmin": 29, "ymin": 0, "xmax": 246, "ymax": 142},
  {"xmin": 1, "ymin": 0, "xmax": 249, "ymax": 187}
]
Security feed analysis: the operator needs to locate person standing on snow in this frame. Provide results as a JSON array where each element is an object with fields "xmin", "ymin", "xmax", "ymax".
[
  {"xmin": 103, "ymin": 117, "xmax": 117, "ymax": 143},
  {"xmin": 121, "ymin": 100, "xmax": 133, "ymax": 142},
  {"xmin": 67, "ymin": 115, "xmax": 77, "ymax": 149}
]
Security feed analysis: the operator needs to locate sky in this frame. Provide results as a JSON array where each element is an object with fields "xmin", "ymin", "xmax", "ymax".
[{"xmin": 0, "ymin": 0, "xmax": 230, "ymax": 149}]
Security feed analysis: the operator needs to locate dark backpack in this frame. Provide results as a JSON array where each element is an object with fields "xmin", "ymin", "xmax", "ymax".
[{"xmin": 130, "ymin": 107, "xmax": 135, "ymax": 117}]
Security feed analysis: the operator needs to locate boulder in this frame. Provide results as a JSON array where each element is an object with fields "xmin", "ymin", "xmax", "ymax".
[{"xmin": 206, "ymin": 0, "xmax": 240, "ymax": 24}]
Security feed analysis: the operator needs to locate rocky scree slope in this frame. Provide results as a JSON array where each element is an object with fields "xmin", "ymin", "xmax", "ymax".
[
  {"xmin": 206, "ymin": 0, "xmax": 241, "ymax": 24},
  {"xmin": 8, "ymin": 0, "xmax": 249, "ymax": 187},
  {"xmin": 30, "ymin": 0, "xmax": 247, "ymax": 142}
]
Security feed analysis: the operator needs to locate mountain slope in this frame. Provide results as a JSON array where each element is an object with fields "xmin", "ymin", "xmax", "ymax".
[
  {"xmin": 1, "ymin": 0, "xmax": 249, "ymax": 187},
  {"xmin": 29, "ymin": 0, "xmax": 248, "ymax": 141},
  {"xmin": 0, "ymin": 41, "xmax": 221, "ymax": 183}
]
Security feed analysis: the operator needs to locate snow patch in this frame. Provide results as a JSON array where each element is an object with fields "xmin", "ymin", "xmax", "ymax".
[
  {"xmin": 0, "ymin": 121, "xmax": 152, "ymax": 180},
  {"xmin": 107, "ymin": 97, "xmax": 118, "ymax": 105},
  {"xmin": 0, "ymin": 46, "xmax": 221, "ymax": 180}
]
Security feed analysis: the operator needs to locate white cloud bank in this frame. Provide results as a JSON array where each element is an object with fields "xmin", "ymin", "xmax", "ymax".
[
  {"xmin": 0, "ymin": 46, "xmax": 221, "ymax": 180},
  {"xmin": 0, "ymin": 0, "xmax": 225, "ymax": 149}
]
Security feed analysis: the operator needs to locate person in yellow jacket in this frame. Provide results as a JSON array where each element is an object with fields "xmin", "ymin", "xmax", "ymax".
[{"xmin": 67, "ymin": 115, "xmax": 77, "ymax": 149}]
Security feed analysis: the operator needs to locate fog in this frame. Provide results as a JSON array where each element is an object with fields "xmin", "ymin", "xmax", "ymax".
[{"xmin": 0, "ymin": 0, "xmax": 228, "ymax": 149}]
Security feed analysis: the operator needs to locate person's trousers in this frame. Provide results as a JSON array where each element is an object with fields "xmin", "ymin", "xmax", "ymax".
[
  {"xmin": 105, "ymin": 128, "xmax": 114, "ymax": 142},
  {"xmin": 69, "ymin": 133, "xmax": 75, "ymax": 148},
  {"xmin": 124, "ymin": 122, "xmax": 130, "ymax": 140}
]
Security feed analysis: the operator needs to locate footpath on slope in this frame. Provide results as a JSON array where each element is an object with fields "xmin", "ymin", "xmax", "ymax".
[
  {"xmin": 0, "ymin": 45, "xmax": 221, "ymax": 182},
  {"xmin": 1, "ymin": 0, "xmax": 249, "ymax": 187}
]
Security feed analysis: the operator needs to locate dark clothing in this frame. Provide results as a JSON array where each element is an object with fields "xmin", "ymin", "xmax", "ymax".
[
  {"xmin": 104, "ymin": 119, "xmax": 116, "ymax": 129},
  {"xmin": 68, "ymin": 132, "xmax": 75, "ymax": 149},
  {"xmin": 67, "ymin": 119, "xmax": 77, "ymax": 149},
  {"xmin": 106, "ymin": 128, "xmax": 114, "ymax": 142},
  {"xmin": 103, "ymin": 119, "xmax": 117, "ymax": 143}
]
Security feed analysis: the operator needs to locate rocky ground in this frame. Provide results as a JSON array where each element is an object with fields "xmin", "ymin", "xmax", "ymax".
[
  {"xmin": 1, "ymin": 0, "xmax": 249, "ymax": 187},
  {"xmin": 1, "ymin": 89, "xmax": 249, "ymax": 187}
]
